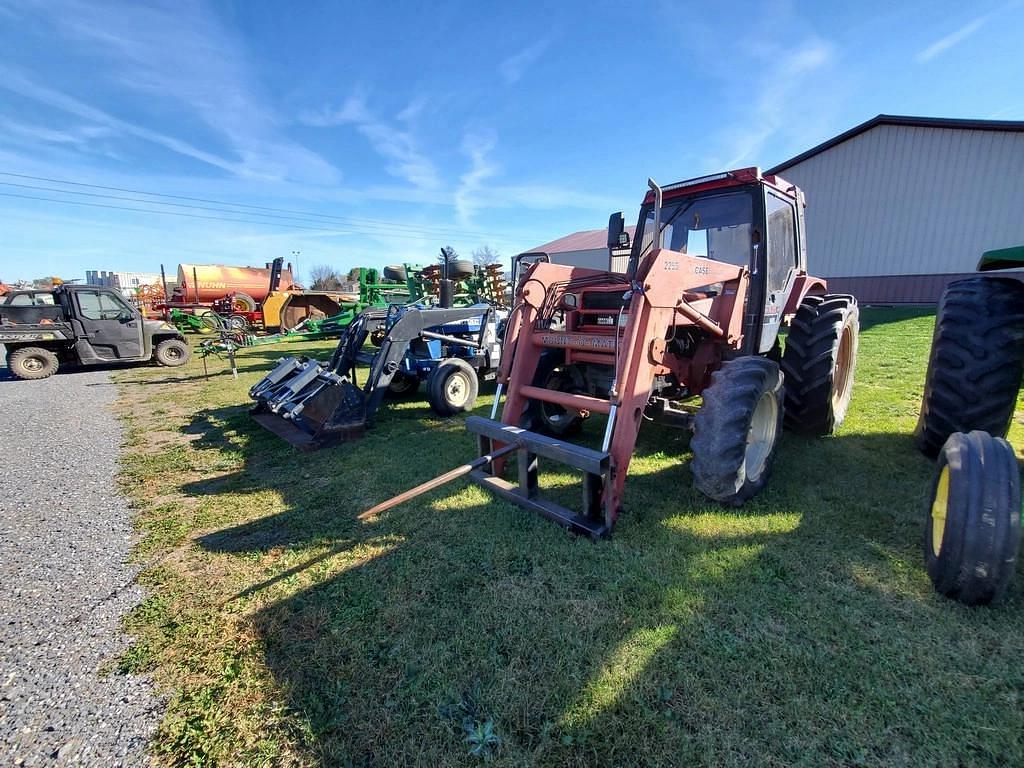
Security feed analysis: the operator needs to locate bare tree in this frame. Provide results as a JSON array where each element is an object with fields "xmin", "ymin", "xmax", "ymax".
[
  {"xmin": 438, "ymin": 246, "xmax": 459, "ymax": 268},
  {"xmin": 309, "ymin": 264, "xmax": 342, "ymax": 291},
  {"xmin": 472, "ymin": 245, "xmax": 502, "ymax": 268}
]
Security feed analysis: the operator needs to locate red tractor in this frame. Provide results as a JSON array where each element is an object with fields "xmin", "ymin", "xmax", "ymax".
[{"xmin": 366, "ymin": 168, "xmax": 859, "ymax": 537}]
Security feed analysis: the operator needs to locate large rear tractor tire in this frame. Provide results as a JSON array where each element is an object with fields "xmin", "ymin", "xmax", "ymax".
[
  {"xmin": 523, "ymin": 351, "xmax": 585, "ymax": 437},
  {"xmin": 914, "ymin": 277, "xmax": 1024, "ymax": 457},
  {"xmin": 7, "ymin": 346, "xmax": 59, "ymax": 380},
  {"xmin": 925, "ymin": 430, "xmax": 1020, "ymax": 605},
  {"xmin": 154, "ymin": 339, "xmax": 191, "ymax": 367},
  {"xmin": 232, "ymin": 292, "xmax": 257, "ymax": 313},
  {"xmin": 383, "ymin": 265, "xmax": 407, "ymax": 283},
  {"xmin": 427, "ymin": 358, "xmax": 479, "ymax": 416},
  {"xmin": 691, "ymin": 356, "xmax": 784, "ymax": 505},
  {"xmin": 781, "ymin": 294, "xmax": 859, "ymax": 435},
  {"xmin": 449, "ymin": 259, "xmax": 474, "ymax": 280}
]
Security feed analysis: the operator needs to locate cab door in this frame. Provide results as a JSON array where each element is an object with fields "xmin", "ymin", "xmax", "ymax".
[
  {"xmin": 74, "ymin": 289, "xmax": 145, "ymax": 360},
  {"xmin": 758, "ymin": 191, "xmax": 800, "ymax": 353}
]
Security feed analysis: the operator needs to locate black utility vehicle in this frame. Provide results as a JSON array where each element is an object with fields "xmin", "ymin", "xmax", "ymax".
[{"xmin": 0, "ymin": 284, "xmax": 190, "ymax": 380}]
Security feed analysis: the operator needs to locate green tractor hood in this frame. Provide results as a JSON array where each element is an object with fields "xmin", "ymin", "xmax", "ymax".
[{"xmin": 979, "ymin": 245, "xmax": 1024, "ymax": 272}]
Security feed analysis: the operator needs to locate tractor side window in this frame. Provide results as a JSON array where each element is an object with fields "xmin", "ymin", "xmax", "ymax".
[
  {"xmin": 765, "ymin": 192, "xmax": 797, "ymax": 295},
  {"xmin": 8, "ymin": 294, "xmax": 32, "ymax": 306}
]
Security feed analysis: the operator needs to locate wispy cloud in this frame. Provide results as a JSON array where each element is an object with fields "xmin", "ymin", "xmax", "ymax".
[
  {"xmin": 0, "ymin": 67, "xmax": 253, "ymax": 175},
  {"xmin": 499, "ymin": 40, "xmax": 550, "ymax": 84},
  {"xmin": 1, "ymin": 0, "xmax": 338, "ymax": 184},
  {"xmin": 721, "ymin": 37, "xmax": 836, "ymax": 167},
  {"xmin": 300, "ymin": 93, "xmax": 439, "ymax": 189},
  {"xmin": 0, "ymin": 117, "xmax": 113, "ymax": 148},
  {"xmin": 455, "ymin": 133, "xmax": 499, "ymax": 226},
  {"xmin": 917, "ymin": 14, "xmax": 989, "ymax": 62}
]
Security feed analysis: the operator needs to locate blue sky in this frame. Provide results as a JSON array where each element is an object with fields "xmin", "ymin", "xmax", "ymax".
[{"xmin": 0, "ymin": 0, "xmax": 1022, "ymax": 283}]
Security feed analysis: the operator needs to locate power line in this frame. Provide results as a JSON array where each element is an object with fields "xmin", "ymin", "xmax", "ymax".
[
  {"xmin": 0, "ymin": 191, "xmax": 490, "ymax": 243},
  {"xmin": 0, "ymin": 170, "xmax": 515, "ymax": 242},
  {"xmin": 0, "ymin": 180, "xmax": 414, "ymax": 234}
]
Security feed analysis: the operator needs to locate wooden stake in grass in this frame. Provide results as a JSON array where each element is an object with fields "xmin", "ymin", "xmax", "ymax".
[{"xmin": 357, "ymin": 442, "xmax": 518, "ymax": 521}]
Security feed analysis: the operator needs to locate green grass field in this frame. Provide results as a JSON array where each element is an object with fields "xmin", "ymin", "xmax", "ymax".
[{"xmin": 115, "ymin": 307, "xmax": 1024, "ymax": 767}]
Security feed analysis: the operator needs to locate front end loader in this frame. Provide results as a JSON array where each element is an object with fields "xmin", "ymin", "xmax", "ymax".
[
  {"xmin": 365, "ymin": 168, "xmax": 860, "ymax": 537},
  {"xmin": 249, "ymin": 302, "xmax": 503, "ymax": 451}
]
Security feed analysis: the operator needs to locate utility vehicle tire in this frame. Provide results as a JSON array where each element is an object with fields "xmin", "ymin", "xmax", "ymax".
[
  {"xmin": 925, "ymin": 430, "xmax": 1020, "ymax": 605},
  {"xmin": 781, "ymin": 294, "xmax": 859, "ymax": 435},
  {"xmin": 523, "ymin": 351, "xmax": 585, "ymax": 437},
  {"xmin": 386, "ymin": 372, "xmax": 419, "ymax": 397},
  {"xmin": 427, "ymin": 358, "xmax": 479, "ymax": 416},
  {"xmin": 7, "ymin": 346, "xmax": 59, "ymax": 380},
  {"xmin": 232, "ymin": 292, "xmax": 257, "ymax": 313},
  {"xmin": 691, "ymin": 356, "xmax": 784, "ymax": 506},
  {"xmin": 154, "ymin": 339, "xmax": 191, "ymax": 367},
  {"xmin": 914, "ymin": 277, "xmax": 1024, "ymax": 458},
  {"xmin": 383, "ymin": 265, "xmax": 407, "ymax": 282},
  {"xmin": 449, "ymin": 259, "xmax": 474, "ymax": 280}
]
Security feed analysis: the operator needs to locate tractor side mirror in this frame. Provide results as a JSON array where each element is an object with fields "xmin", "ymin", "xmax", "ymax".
[{"xmin": 607, "ymin": 212, "xmax": 629, "ymax": 250}]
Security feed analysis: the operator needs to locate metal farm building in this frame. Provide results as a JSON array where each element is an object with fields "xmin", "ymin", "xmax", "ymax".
[{"xmin": 767, "ymin": 114, "xmax": 1024, "ymax": 303}]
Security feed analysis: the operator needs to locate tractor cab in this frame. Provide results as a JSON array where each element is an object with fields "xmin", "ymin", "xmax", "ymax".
[{"xmin": 605, "ymin": 168, "xmax": 810, "ymax": 354}]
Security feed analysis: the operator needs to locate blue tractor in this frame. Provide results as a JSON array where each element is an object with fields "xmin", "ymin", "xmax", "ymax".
[{"xmin": 248, "ymin": 302, "xmax": 503, "ymax": 450}]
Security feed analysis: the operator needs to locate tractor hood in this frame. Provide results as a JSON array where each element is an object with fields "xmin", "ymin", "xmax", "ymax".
[{"xmin": 978, "ymin": 245, "xmax": 1024, "ymax": 272}]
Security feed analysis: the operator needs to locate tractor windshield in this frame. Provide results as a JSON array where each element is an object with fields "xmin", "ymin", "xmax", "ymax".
[{"xmin": 634, "ymin": 190, "xmax": 754, "ymax": 270}]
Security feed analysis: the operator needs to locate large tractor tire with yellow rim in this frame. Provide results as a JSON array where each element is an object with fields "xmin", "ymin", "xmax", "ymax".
[
  {"xmin": 781, "ymin": 294, "xmax": 859, "ymax": 435},
  {"xmin": 914, "ymin": 277, "xmax": 1024, "ymax": 458},
  {"xmin": 925, "ymin": 430, "xmax": 1020, "ymax": 606}
]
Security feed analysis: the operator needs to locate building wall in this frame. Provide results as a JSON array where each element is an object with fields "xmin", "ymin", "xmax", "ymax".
[
  {"xmin": 85, "ymin": 270, "xmax": 163, "ymax": 295},
  {"xmin": 778, "ymin": 124, "xmax": 1024, "ymax": 301}
]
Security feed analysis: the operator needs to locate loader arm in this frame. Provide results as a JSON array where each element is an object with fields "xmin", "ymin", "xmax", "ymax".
[{"xmin": 474, "ymin": 250, "xmax": 748, "ymax": 535}]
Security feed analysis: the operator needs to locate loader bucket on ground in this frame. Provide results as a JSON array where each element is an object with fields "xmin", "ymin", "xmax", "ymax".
[{"xmin": 249, "ymin": 355, "xmax": 368, "ymax": 451}]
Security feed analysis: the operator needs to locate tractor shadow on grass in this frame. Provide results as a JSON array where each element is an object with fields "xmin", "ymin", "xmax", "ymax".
[{"xmin": 183, "ymin": 388, "xmax": 1024, "ymax": 766}]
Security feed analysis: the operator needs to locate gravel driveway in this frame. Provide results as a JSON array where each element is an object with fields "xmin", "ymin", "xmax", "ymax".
[{"xmin": 0, "ymin": 368, "xmax": 160, "ymax": 766}]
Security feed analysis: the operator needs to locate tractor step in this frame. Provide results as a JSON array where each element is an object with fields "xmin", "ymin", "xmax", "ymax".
[{"xmin": 465, "ymin": 415, "xmax": 613, "ymax": 539}]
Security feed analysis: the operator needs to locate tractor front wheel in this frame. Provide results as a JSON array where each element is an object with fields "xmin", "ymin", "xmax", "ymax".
[
  {"xmin": 387, "ymin": 372, "xmax": 420, "ymax": 398},
  {"xmin": 925, "ymin": 430, "xmax": 1020, "ymax": 605},
  {"xmin": 523, "ymin": 351, "xmax": 585, "ymax": 437},
  {"xmin": 781, "ymin": 294, "xmax": 859, "ymax": 434},
  {"xmin": 691, "ymin": 356, "xmax": 784, "ymax": 505},
  {"xmin": 427, "ymin": 358, "xmax": 479, "ymax": 416}
]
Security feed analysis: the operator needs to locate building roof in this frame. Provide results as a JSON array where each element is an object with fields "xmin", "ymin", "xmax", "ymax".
[
  {"xmin": 767, "ymin": 114, "xmax": 1024, "ymax": 174},
  {"xmin": 533, "ymin": 225, "xmax": 636, "ymax": 254}
]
